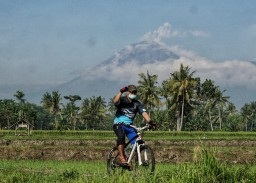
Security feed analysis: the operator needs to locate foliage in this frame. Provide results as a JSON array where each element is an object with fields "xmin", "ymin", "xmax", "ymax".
[
  {"xmin": 137, "ymin": 70, "xmax": 161, "ymax": 116},
  {"xmin": 1, "ymin": 150, "xmax": 256, "ymax": 183},
  {"xmin": 1, "ymin": 65, "xmax": 256, "ymax": 131}
]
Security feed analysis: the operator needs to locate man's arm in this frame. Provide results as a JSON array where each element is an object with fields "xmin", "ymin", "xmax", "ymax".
[
  {"xmin": 113, "ymin": 86, "xmax": 128, "ymax": 104},
  {"xmin": 142, "ymin": 112, "xmax": 156, "ymax": 128},
  {"xmin": 142, "ymin": 112, "xmax": 151, "ymax": 123},
  {"xmin": 113, "ymin": 92, "xmax": 122, "ymax": 104}
]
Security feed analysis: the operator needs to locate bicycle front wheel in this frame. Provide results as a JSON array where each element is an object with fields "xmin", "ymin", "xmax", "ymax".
[{"xmin": 135, "ymin": 145, "xmax": 155, "ymax": 176}]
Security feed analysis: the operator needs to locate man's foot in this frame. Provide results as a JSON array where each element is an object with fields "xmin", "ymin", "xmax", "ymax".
[{"xmin": 119, "ymin": 157, "xmax": 128, "ymax": 165}]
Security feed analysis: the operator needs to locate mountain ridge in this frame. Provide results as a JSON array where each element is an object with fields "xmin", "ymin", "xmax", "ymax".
[{"xmin": 1, "ymin": 41, "xmax": 255, "ymax": 109}]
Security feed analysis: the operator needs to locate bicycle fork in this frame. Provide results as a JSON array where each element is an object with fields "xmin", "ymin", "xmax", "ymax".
[{"xmin": 127, "ymin": 142, "xmax": 147, "ymax": 166}]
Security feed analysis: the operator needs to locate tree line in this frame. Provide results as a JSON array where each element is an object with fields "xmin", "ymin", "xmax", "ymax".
[{"xmin": 0, "ymin": 64, "xmax": 256, "ymax": 131}]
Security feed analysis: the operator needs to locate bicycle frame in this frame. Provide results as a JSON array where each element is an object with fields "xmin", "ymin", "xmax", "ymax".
[
  {"xmin": 107, "ymin": 124, "xmax": 155, "ymax": 176},
  {"xmin": 124, "ymin": 125, "xmax": 149, "ymax": 166}
]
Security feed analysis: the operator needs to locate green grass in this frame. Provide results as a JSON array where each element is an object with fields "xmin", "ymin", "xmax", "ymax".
[
  {"xmin": 1, "ymin": 130, "xmax": 256, "ymax": 141},
  {"xmin": 1, "ymin": 151, "xmax": 256, "ymax": 183}
]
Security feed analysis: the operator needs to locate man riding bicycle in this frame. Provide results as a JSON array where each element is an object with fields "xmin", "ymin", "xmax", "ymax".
[{"xmin": 113, "ymin": 85, "xmax": 156, "ymax": 165}]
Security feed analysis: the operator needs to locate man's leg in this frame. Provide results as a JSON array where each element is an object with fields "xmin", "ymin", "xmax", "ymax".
[
  {"xmin": 113, "ymin": 124, "xmax": 127, "ymax": 164},
  {"xmin": 118, "ymin": 144, "xmax": 127, "ymax": 164}
]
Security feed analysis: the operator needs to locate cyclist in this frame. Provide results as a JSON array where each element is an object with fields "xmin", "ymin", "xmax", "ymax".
[{"xmin": 113, "ymin": 84, "xmax": 156, "ymax": 165}]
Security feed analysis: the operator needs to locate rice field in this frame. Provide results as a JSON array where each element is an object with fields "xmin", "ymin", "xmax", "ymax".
[
  {"xmin": 1, "ymin": 150, "xmax": 256, "ymax": 183},
  {"xmin": 1, "ymin": 131, "xmax": 256, "ymax": 182}
]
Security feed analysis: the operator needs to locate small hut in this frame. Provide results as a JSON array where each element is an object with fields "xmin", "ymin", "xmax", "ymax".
[{"xmin": 10, "ymin": 119, "xmax": 34, "ymax": 136}]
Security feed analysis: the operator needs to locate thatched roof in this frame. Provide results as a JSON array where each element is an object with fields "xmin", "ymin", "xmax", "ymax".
[{"xmin": 10, "ymin": 119, "xmax": 34, "ymax": 129}]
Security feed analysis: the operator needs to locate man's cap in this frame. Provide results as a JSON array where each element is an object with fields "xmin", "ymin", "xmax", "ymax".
[{"xmin": 128, "ymin": 85, "xmax": 137, "ymax": 92}]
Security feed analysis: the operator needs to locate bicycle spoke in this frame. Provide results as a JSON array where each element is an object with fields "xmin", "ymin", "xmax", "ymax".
[{"xmin": 135, "ymin": 145, "xmax": 155, "ymax": 176}]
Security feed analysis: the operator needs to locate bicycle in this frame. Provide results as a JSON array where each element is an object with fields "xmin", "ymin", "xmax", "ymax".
[{"xmin": 107, "ymin": 124, "xmax": 155, "ymax": 176}]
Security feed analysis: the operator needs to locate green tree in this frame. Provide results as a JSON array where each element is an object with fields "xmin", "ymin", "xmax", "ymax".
[
  {"xmin": 241, "ymin": 103, "xmax": 253, "ymax": 131},
  {"xmin": 160, "ymin": 80, "xmax": 176, "ymax": 130},
  {"xmin": 240, "ymin": 101, "xmax": 256, "ymax": 131},
  {"xmin": 213, "ymin": 88, "xmax": 230, "ymax": 130},
  {"xmin": 200, "ymin": 79, "xmax": 218, "ymax": 131},
  {"xmin": 41, "ymin": 91, "xmax": 62, "ymax": 129},
  {"xmin": 0, "ymin": 99, "xmax": 18, "ymax": 129},
  {"xmin": 63, "ymin": 95, "xmax": 81, "ymax": 130},
  {"xmin": 14, "ymin": 90, "xmax": 26, "ymax": 120},
  {"xmin": 137, "ymin": 71, "xmax": 161, "ymax": 117},
  {"xmin": 80, "ymin": 96, "xmax": 107, "ymax": 130},
  {"xmin": 164, "ymin": 64, "xmax": 199, "ymax": 131}
]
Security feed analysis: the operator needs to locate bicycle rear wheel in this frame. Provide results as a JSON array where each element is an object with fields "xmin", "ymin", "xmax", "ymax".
[
  {"xmin": 135, "ymin": 145, "xmax": 155, "ymax": 176},
  {"xmin": 107, "ymin": 147, "xmax": 124, "ymax": 175}
]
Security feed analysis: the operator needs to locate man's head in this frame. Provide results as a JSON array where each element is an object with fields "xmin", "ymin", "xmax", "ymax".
[
  {"xmin": 127, "ymin": 85, "xmax": 137, "ymax": 94},
  {"xmin": 127, "ymin": 85, "xmax": 137, "ymax": 100}
]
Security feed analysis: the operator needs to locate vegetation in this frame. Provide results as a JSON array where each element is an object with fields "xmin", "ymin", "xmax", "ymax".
[
  {"xmin": 1, "ymin": 130, "xmax": 256, "ymax": 141},
  {"xmin": 1, "ymin": 64, "xmax": 256, "ymax": 132},
  {"xmin": 0, "ymin": 149, "xmax": 256, "ymax": 182}
]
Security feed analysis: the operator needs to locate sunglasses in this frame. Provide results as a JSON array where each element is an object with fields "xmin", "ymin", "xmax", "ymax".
[{"xmin": 129, "ymin": 90, "xmax": 137, "ymax": 94}]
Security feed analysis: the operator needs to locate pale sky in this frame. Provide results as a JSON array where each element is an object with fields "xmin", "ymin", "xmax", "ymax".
[{"xmin": 0, "ymin": 0, "xmax": 256, "ymax": 89}]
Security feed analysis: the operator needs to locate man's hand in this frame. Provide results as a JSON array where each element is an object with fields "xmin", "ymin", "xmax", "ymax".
[
  {"xmin": 120, "ymin": 86, "xmax": 128, "ymax": 93},
  {"xmin": 148, "ymin": 120, "xmax": 156, "ymax": 129}
]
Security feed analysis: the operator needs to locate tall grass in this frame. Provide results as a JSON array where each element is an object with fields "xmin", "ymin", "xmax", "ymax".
[
  {"xmin": 174, "ymin": 148, "xmax": 256, "ymax": 183},
  {"xmin": 1, "ymin": 148, "xmax": 256, "ymax": 182}
]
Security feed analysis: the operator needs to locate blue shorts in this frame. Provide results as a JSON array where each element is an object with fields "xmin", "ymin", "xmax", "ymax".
[{"xmin": 113, "ymin": 124, "xmax": 137, "ymax": 146}]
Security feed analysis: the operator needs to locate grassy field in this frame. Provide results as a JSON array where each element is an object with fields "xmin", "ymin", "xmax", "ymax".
[
  {"xmin": 1, "ymin": 130, "xmax": 256, "ymax": 182},
  {"xmin": 1, "ymin": 153, "xmax": 256, "ymax": 183},
  {"xmin": 1, "ymin": 130, "xmax": 256, "ymax": 140}
]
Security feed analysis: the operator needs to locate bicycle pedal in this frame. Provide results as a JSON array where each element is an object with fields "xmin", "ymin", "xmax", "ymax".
[{"xmin": 119, "ymin": 163, "xmax": 129, "ymax": 168}]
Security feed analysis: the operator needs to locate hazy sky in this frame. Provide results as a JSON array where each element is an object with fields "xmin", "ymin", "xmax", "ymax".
[{"xmin": 0, "ymin": 0, "xmax": 256, "ymax": 86}]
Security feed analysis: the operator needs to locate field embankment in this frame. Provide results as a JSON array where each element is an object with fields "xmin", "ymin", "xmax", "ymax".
[{"xmin": 1, "ymin": 131, "xmax": 256, "ymax": 164}]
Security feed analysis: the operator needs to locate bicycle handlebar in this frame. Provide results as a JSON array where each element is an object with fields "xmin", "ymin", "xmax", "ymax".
[{"xmin": 127, "ymin": 124, "xmax": 149, "ymax": 132}]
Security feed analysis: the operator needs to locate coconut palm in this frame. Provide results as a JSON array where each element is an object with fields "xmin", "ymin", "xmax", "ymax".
[
  {"xmin": 241, "ymin": 101, "xmax": 256, "ymax": 131},
  {"xmin": 137, "ymin": 71, "xmax": 161, "ymax": 117},
  {"xmin": 14, "ymin": 90, "xmax": 25, "ymax": 103},
  {"xmin": 212, "ymin": 88, "xmax": 230, "ymax": 130},
  {"xmin": 80, "ymin": 96, "xmax": 107, "ymax": 130},
  {"xmin": 241, "ymin": 103, "xmax": 253, "ymax": 131},
  {"xmin": 199, "ymin": 79, "xmax": 230, "ymax": 131},
  {"xmin": 14, "ymin": 90, "xmax": 26, "ymax": 120},
  {"xmin": 41, "ymin": 91, "xmax": 62, "ymax": 129},
  {"xmin": 200, "ymin": 79, "xmax": 218, "ymax": 131},
  {"xmin": 63, "ymin": 95, "xmax": 81, "ymax": 130},
  {"xmin": 165, "ymin": 64, "xmax": 199, "ymax": 131},
  {"xmin": 161, "ymin": 80, "xmax": 176, "ymax": 130}
]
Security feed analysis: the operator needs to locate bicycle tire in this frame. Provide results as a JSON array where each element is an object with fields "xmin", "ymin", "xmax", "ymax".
[
  {"xmin": 107, "ymin": 147, "xmax": 126, "ymax": 175},
  {"xmin": 135, "ymin": 145, "xmax": 155, "ymax": 176}
]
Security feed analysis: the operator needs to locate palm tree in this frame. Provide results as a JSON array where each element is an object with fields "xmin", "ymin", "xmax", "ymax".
[
  {"xmin": 41, "ymin": 91, "xmax": 62, "ymax": 129},
  {"xmin": 137, "ymin": 71, "xmax": 161, "ymax": 117},
  {"xmin": 161, "ymin": 80, "xmax": 176, "ymax": 130},
  {"xmin": 241, "ymin": 101, "xmax": 256, "ymax": 131},
  {"xmin": 80, "ymin": 96, "xmax": 107, "ymax": 130},
  {"xmin": 241, "ymin": 103, "xmax": 253, "ymax": 131},
  {"xmin": 63, "ymin": 95, "xmax": 81, "ymax": 130},
  {"xmin": 212, "ymin": 88, "xmax": 230, "ymax": 130},
  {"xmin": 165, "ymin": 64, "xmax": 199, "ymax": 131},
  {"xmin": 14, "ymin": 90, "xmax": 26, "ymax": 120},
  {"xmin": 200, "ymin": 79, "xmax": 217, "ymax": 131}
]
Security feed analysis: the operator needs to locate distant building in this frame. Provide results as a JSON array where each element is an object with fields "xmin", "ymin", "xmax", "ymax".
[{"xmin": 10, "ymin": 119, "xmax": 34, "ymax": 136}]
